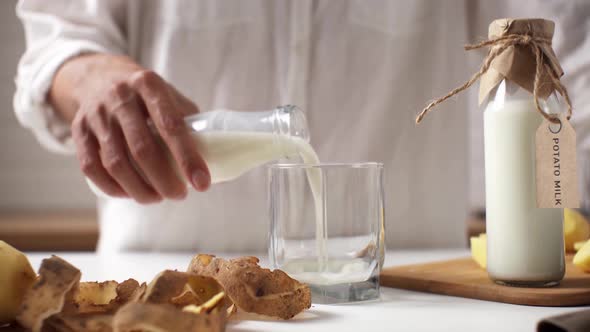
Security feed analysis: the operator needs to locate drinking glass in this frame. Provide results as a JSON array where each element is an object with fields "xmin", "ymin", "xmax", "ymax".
[{"xmin": 268, "ymin": 162, "xmax": 385, "ymax": 303}]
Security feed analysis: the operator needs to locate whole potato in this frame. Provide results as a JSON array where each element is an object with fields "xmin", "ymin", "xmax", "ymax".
[
  {"xmin": 0, "ymin": 241, "xmax": 37, "ymax": 324},
  {"xmin": 564, "ymin": 209, "xmax": 590, "ymax": 252}
]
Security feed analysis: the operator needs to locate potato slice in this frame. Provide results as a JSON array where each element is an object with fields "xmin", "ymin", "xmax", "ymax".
[
  {"xmin": 0, "ymin": 241, "xmax": 37, "ymax": 325},
  {"xmin": 112, "ymin": 302, "xmax": 225, "ymax": 332},
  {"xmin": 573, "ymin": 240, "xmax": 590, "ymax": 272},
  {"xmin": 470, "ymin": 233, "xmax": 487, "ymax": 269},
  {"xmin": 188, "ymin": 255, "xmax": 311, "ymax": 319},
  {"xmin": 16, "ymin": 255, "xmax": 81, "ymax": 332},
  {"xmin": 564, "ymin": 209, "xmax": 590, "ymax": 252},
  {"xmin": 574, "ymin": 241, "xmax": 586, "ymax": 252}
]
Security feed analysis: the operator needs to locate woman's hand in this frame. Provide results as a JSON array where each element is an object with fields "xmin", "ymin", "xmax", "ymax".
[{"xmin": 50, "ymin": 54, "xmax": 210, "ymax": 204}]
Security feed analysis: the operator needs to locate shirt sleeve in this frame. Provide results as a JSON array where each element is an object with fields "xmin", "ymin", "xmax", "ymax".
[{"xmin": 14, "ymin": 0, "xmax": 127, "ymax": 154}]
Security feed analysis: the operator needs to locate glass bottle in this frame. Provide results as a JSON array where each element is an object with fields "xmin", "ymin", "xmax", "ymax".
[
  {"xmin": 484, "ymin": 80, "xmax": 565, "ymax": 286},
  {"xmin": 182, "ymin": 105, "xmax": 312, "ymax": 183},
  {"xmin": 87, "ymin": 105, "xmax": 314, "ymax": 196}
]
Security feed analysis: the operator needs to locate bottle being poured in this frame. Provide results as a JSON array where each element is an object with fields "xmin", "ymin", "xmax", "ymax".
[{"xmin": 86, "ymin": 105, "xmax": 320, "ymax": 193}]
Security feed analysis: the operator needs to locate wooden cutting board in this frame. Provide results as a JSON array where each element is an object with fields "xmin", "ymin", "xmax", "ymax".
[{"xmin": 380, "ymin": 256, "xmax": 590, "ymax": 306}]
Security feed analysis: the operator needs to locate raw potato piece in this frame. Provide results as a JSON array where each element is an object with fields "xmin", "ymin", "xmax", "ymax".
[
  {"xmin": 574, "ymin": 241, "xmax": 586, "ymax": 252},
  {"xmin": 470, "ymin": 234, "xmax": 487, "ymax": 269},
  {"xmin": 0, "ymin": 241, "xmax": 37, "ymax": 325},
  {"xmin": 17, "ymin": 255, "xmax": 81, "ymax": 332},
  {"xmin": 573, "ymin": 240, "xmax": 590, "ymax": 272},
  {"xmin": 112, "ymin": 302, "xmax": 225, "ymax": 332},
  {"xmin": 188, "ymin": 255, "xmax": 311, "ymax": 319},
  {"xmin": 564, "ymin": 209, "xmax": 590, "ymax": 252}
]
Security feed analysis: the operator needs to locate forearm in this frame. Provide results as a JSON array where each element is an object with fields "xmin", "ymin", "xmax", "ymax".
[{"xmin": 49, "ymin": 53, "xmax": 143, "ymax": 124}]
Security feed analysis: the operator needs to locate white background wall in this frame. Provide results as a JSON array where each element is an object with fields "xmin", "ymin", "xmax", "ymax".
[{"xmin": 0, "ymin": 0, "xmax": 95, "ymax": 211}]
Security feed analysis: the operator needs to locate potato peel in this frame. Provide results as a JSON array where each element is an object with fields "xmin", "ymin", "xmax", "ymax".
[
  {"xmin": 188, "ymin": 255, "xmax": 311, "ymax": 319},
  {"xmin": 75, "ymin": 281, "xmax": 118, "ymax": 314},
  {"xmin": 185, "ymin": 275, "xmax": 225, "ymax": 305},
  {"xmin": 169, "ymin": 288, "xmax": 199, "ymax": 307},
  {"xmin": 14, "ymin": 253, "xmax": 306, "ymax": 331},
  {"xmin": 115, "ymin": 279, "xmax": 146, "ymax": 304},
  {"xmin": 75, "ymin": 279, "xmax": 146, "ymax": 314},
  {"xmin": 141, "ymin": 270, "xmax": 189, "ymax": 305},
  {"xmin": 112, "ymin": 302, "xmax": 225, "ymax": 332},
  {"xmin": 17, "ymin": 255, "xmax": 81, "ymax": 332},
  {"xmin": 142, "ymin": 270, "xmax": 225, "ymax": 309},
  {"xmin": 182, "ymin": 292, "xmax": 226, "ymax": 315},
  {"xmin": 46, "ymin": 314, "xmax": 113, "ymax": 332}
]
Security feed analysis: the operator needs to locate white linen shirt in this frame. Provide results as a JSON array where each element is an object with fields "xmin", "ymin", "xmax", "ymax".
[{"xmin": 14, "ymin": 0, "xmax": 590, "ymax": 252}]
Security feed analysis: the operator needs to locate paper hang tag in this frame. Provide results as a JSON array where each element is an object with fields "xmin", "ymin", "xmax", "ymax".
[{"xmin": 535, "ymin": 114, "xmax": 580, "ymax": 208}]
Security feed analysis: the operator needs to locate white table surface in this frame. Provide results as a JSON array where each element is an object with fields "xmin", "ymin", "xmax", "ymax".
[{"xmin": 26, "ymin": 250, "xmax": 588, "ymax": 332}]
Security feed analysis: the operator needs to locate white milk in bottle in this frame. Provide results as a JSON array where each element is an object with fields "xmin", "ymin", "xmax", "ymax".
[
  {"xmin": 87, "ymin": 106, "xmax": 313, "ymax": 189},
  {"xmin": 484, "ymin": 81, "xmax": 564, "ymax": 285},
  {"xmin": 195, "ymin": 131, "xmax": 318, "ymax": 183}
]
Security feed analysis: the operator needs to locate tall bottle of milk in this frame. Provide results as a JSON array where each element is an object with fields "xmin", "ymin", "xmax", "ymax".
[
  {"xmin": 416, "ymin": 18, "xmax": 578, "ymax": 287},
  {"xmin": 87, "ymin": 105, "xmax": 317, "ymax": 195},
  {"xmin": 484, "ymin": 80, "xmax": 564, "ymax": 286}
]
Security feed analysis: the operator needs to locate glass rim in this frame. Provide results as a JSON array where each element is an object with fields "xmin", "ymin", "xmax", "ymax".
[{"xmin": 268, "ymin": 162, "xmax": 384, "ymax": 169}]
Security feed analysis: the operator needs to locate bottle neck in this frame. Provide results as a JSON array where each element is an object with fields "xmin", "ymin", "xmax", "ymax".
[
  {"xmin": 485, "ymin": 80, "xmax": 560, "ymax": 115},
  {"xmin": 181, "ymin": 105, "xmax": 311, "ymax": 158},
  {"xmin": 271, "ymin": 105, "xmax": 311, "ymax": 160},
  {"xmin": 271, "ymin": 105, "xmax": 310, "ymax": 142}
]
